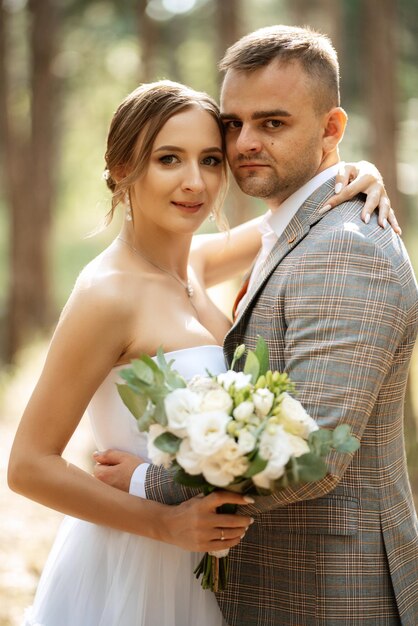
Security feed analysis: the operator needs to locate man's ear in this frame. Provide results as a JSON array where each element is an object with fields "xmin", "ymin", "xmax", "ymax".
[{"xmin": 322, "ymin": 107, "xmax": 348, "ymax": 154}]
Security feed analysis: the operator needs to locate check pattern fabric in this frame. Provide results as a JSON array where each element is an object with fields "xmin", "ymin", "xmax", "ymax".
[{"xmin": 146, "ymin": 178, "xmax": 418, "ymax": 625}]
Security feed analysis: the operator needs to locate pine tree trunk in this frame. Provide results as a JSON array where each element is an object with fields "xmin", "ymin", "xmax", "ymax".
[
  {"xmin": 363, "ymin": 0, "xmax": 400, "ymax": 215},
  {"xmin": 2, "ymin": 1, "xmax": 59, "ymax": 361},
  {"xmin": 215, "ymin": 0, "xmax": 252, "ymax": 227},
  {"xmin": 137, "ymin": 0, "xmax": 158, "ymax": 81},
  {"xmin": 363, "ymin": 0, "xmax": 417, "ymax": 505}
]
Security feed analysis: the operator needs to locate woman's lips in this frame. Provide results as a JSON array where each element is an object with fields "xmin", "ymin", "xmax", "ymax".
[{"xmin": 171, "ymin": 201, "xmax": 203, "ymax": 213}]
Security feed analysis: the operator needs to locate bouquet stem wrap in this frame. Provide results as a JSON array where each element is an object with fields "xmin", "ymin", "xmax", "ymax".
[{"xmin": 194, "ymin": 502, "xmax": 236, "ymax": 592}]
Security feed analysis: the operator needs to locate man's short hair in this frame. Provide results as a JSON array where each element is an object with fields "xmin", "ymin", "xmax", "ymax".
[{"xmin": 219, "ymin": 25, "xmax": 340, "ymax": 113}]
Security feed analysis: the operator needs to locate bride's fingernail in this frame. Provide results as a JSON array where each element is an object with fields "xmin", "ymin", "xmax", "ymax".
[
  {"xmin": 93, "ymin": 451, "xmax": 100, "ymax": 457},
  {"xmin": 243, "ymin": 496, "xmax": 255, "ymax": 504},
  {"xmin": 319, "ymin": 204, "xmax": 331, "ymax": 214},
  {"xmin": 335, "ymin": 182, "xmax": 343, "ymax": 194},
  {"xmin": 383, "ymin": 218, "xmax": 388, "ymax": 228},
  {"xmin": 364, "ymin": 214, "xmax": 370, "ymax": 224}
]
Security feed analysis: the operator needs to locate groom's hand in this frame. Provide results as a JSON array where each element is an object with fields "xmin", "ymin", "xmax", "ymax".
[{"xmin": 93, "ymin": 449, "xmax": 142, "ymax": 492}]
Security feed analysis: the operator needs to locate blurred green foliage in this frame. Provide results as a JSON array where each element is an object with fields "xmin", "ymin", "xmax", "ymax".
[{"xmin": 0, "ymin": 0, "xmax": 417, "ymax": 316}]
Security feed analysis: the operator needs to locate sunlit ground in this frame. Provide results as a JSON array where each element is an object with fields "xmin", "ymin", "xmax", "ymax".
[{"xmin": 1, "ymin": 289, "xmax": 417, "ymax": 625}]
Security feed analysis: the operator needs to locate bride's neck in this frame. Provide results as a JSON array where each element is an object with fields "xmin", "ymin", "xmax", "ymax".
[{"xmin": 118, "ymin": 224, "xmax": 192, "ymax": 277}]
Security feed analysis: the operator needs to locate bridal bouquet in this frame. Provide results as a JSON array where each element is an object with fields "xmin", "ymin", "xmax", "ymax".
[{"xmin": 117, "ymin": 338, "xmax": 359, "ymax": 592}]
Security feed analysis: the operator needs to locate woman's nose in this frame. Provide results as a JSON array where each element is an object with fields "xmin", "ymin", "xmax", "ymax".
[{"xmin": 181, "ymin": 164, "xmax": 205, "ymax": 193}]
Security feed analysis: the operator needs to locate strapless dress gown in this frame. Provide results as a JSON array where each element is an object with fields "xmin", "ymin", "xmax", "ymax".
[{"xmin": 24, "ymin": 345, "xmax": 228, "ymax": 626}]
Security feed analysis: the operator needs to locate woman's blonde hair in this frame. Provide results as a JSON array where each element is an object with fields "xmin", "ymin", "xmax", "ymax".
[{"xmin": 103, "ymin": 80, "xmax": 228, "ymax": 229}]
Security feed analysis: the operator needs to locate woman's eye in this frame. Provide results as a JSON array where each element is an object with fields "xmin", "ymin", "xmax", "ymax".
[
  {"xmin": 159, "ymin": 155, "xmax": 179, "ymax": 165},
  {"xmin": 265, "ymin": 120, "xmax": 283, "ymax": 129},
  {"xmin": 201, "ymin": 156, "xmax": 222, "ymax": 166}
]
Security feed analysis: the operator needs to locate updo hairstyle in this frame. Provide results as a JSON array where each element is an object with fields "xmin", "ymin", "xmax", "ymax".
[{"xmin": 103, "ymin": 80, "xmax": 228, "ymax": 227}]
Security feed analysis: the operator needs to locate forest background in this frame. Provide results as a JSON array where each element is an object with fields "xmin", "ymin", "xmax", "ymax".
[{"xmin": 0, "ymin": 1, "xmax": 417, "ymax": 624}]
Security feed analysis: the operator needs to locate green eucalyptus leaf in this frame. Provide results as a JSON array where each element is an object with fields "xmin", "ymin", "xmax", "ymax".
[
  {"xmin": 244, "ymin": 453, "xmax": 268, "ymax": 478},
  {"xmin": 154, "ymin": 347, "xmax": 187, "ymax": 389},
  {"xmin": 116, "ymin": 384, "xmax": 148, "ymax": 420},
  {"xmin": 254, "ymin": 336, "xmax": 269, "ymax": 376},
  {"xmin": 293, "ymin": 452, "xmax": 328, "ymax": 482},
  {"xmin": 136, "ymin": 402, "xmax": 157, "ymax": 431},
  {"xmin": 243, "ymin": 350, "xmax": 260, "ymax": 384},
  {"xmin": 309, "ymin": 428, "xmax": 333, "ymax": 456},
  {"xmin": 139, "ymin": 354, "xmax": 165, "ymax": 385},
  {"xmin": 154, "ymin": 432, "xmax": 182, "ymax": 454},
  {"xmin": 153, "ymin": 399, "xmax": 168, "ymax": 427},
  {"xmin": 131, "ymin": 359, "xmax": 154, "ymax": 385}
]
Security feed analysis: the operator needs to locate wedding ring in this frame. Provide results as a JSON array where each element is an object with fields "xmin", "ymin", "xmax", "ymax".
[{"xmin": 220, "ymin": 529, "xmax": 225, "ymax": 541}]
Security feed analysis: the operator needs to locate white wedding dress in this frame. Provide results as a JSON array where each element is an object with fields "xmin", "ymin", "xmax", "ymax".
[{"xmin": 24, "ymin": 345, "xmax": 228, "ymax": 626}]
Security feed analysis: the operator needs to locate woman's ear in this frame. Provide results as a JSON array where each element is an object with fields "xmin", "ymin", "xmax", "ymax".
[
  {"xmin": 112, "ymin": 164, "xmax": 129, "ymax": 183},
  {"xmin": 322, "ymin": 107, "xmax": 348, "ymax": 154}
]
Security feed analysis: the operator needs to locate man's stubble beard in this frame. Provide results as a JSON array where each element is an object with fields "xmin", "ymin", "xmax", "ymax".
[{"xmin": 232, "ymin": 138, "xmax": 322, "ymax": 202}]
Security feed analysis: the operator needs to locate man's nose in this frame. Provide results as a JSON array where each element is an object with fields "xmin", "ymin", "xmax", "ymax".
[{"xmin": 235, "ymin": 125, "xmax": 262, "ymax": 154}]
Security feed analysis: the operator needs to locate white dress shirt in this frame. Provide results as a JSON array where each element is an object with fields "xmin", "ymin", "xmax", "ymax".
[{"xmin": 129, "ymin": 163, "xmax": 341, "ymax": 498}]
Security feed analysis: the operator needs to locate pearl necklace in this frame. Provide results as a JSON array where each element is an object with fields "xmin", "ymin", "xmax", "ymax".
[{"xmin": 117, "ymin": 237, "xmax": 194, "ymax": 298}]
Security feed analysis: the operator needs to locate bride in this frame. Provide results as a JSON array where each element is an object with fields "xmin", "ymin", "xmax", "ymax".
[{"xmin": 8, "ymin": 80, "xmax": 395, "ymax": 626}]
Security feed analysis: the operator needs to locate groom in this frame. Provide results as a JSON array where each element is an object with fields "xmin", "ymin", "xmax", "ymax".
[{"xmin": 97, "ymin": 26, "xmax": 418, "ymax": 624}]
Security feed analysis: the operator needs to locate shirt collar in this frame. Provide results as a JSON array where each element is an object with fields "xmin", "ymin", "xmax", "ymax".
[{"xmin": 263, "ymin": 163, "xmax": 342, "ymax": 239}]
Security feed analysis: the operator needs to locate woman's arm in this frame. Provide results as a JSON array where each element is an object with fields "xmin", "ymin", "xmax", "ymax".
[
  {"xmin": 192, "ymin": 161, "xmax": 399, "ymax": 288},
  {"xmin": 7, "ymin": 276, "xmax": 252, "ymax": 551}
]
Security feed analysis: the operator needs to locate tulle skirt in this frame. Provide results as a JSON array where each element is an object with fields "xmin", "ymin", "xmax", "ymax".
[{"xmin": 23, "ymin": 516, "xmax": 227, "ymax": 626}]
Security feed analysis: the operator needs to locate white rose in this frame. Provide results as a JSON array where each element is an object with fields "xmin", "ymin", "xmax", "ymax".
[
  {"xmin": 188, "ymin": 411, "xmax": 230, "ymax": 456},
  {"xmin": 147, "ymin": 424, "xmax": 173, "ymax": 468},
  {"xmin": 252, "ymin": 454, "xmax": 287, "ymax": 489},
  {"xmin": 258, "ymin": 424, "xmax": 292, "ymax": 464},
  {"xmin": 252, "ymin": 388, "xmax": 274, "ymax": 417},
  {"xmin": 252, "ymin": 425, "xmax": 292, "ymax": 489},
  {"xmin": 200, "ymin": 388, "xmax": 233, "ymax": 414},
  {"xmin": 188, "ymin": 375, "xmax": 220, "ymax": 394},
  {"xmin": 233, "ymin": 400, "xmax": 255, "ymax": 422},
  {"xmin": 164, "ymin": 388, "xmax": 201, "ymax": 437},
  {"xmin": 201, "ymin": 446, "xmax": 249, "ymax": 487},
  {"xmin": 287, "ymin": 433, "xmax": 310, "ymax": 458},
  {"xmin": 237, "ymin": 430, "xmax": 257, "ymax": 455},
  {"xmin": 278, "ymin": 393, "xmax": 318, "ymax": 438},
  {"xmin": 217, "ymin": 371, "xmax": 252, "ymax": 391},
  {"xmin": 176, "ymin": 438, "xmax": 202, "ymax": 475}
]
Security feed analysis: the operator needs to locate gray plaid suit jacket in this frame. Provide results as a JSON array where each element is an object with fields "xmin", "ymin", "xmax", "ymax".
[{"xmin": 145, "ymin": 178, "xmax": 418, "ymax": 625}]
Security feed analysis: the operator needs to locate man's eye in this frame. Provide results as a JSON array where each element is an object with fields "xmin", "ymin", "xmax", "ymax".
[
  {"xmin": 265, "ymin": 120, "xmax": 283, "ymax": 129},
  {"xmin": 201, "ymin": 156, "xmax": 222, "ymax": 166},
  {"xmin": 223, "ymin": 120, "xmax": 242, "ymax": 131},
  {"xmin": 159, "ymin": 155, "xmax": 178, "ymax": 165}
]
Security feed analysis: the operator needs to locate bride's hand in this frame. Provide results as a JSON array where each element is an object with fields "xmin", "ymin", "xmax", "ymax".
[
  {"xmin": 320, "ymin": 161, "xmax": 401, "ymax": 234},
  {"xmin": 161, "ymin": 491, "xmax": 255, "ymax": 552},
  {"xmin": 93, "ymin": 449, "xmax": 142, "ymax": 492}
]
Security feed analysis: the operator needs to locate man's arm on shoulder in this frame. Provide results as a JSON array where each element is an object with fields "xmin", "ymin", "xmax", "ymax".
[{"xmin": 239, "ymin": 227, "xmax": 407, "ymax": 516}]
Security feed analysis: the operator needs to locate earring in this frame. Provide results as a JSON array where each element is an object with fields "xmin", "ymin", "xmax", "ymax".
[
  {"xmin": 208, "ymin": 211, "xmax": 215, "ymax": 222},
  {"xmin": 125, "ymin": 193, "xmax": 132, "ymax": 222}
]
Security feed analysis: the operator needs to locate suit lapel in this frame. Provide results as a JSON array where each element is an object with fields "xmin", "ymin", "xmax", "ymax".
[{"xmin": 226, "ymin": 177, "xmax": 337, "ymax": 334}]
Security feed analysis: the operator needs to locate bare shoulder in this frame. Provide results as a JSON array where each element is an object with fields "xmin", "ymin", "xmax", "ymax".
[
  {"xmin": 50, "ymin": 247, "xmax": 149, "ymax": 372},
  {"xmin": 63, "ymin": 249, "xmax": 141, "ymax": 325}
]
